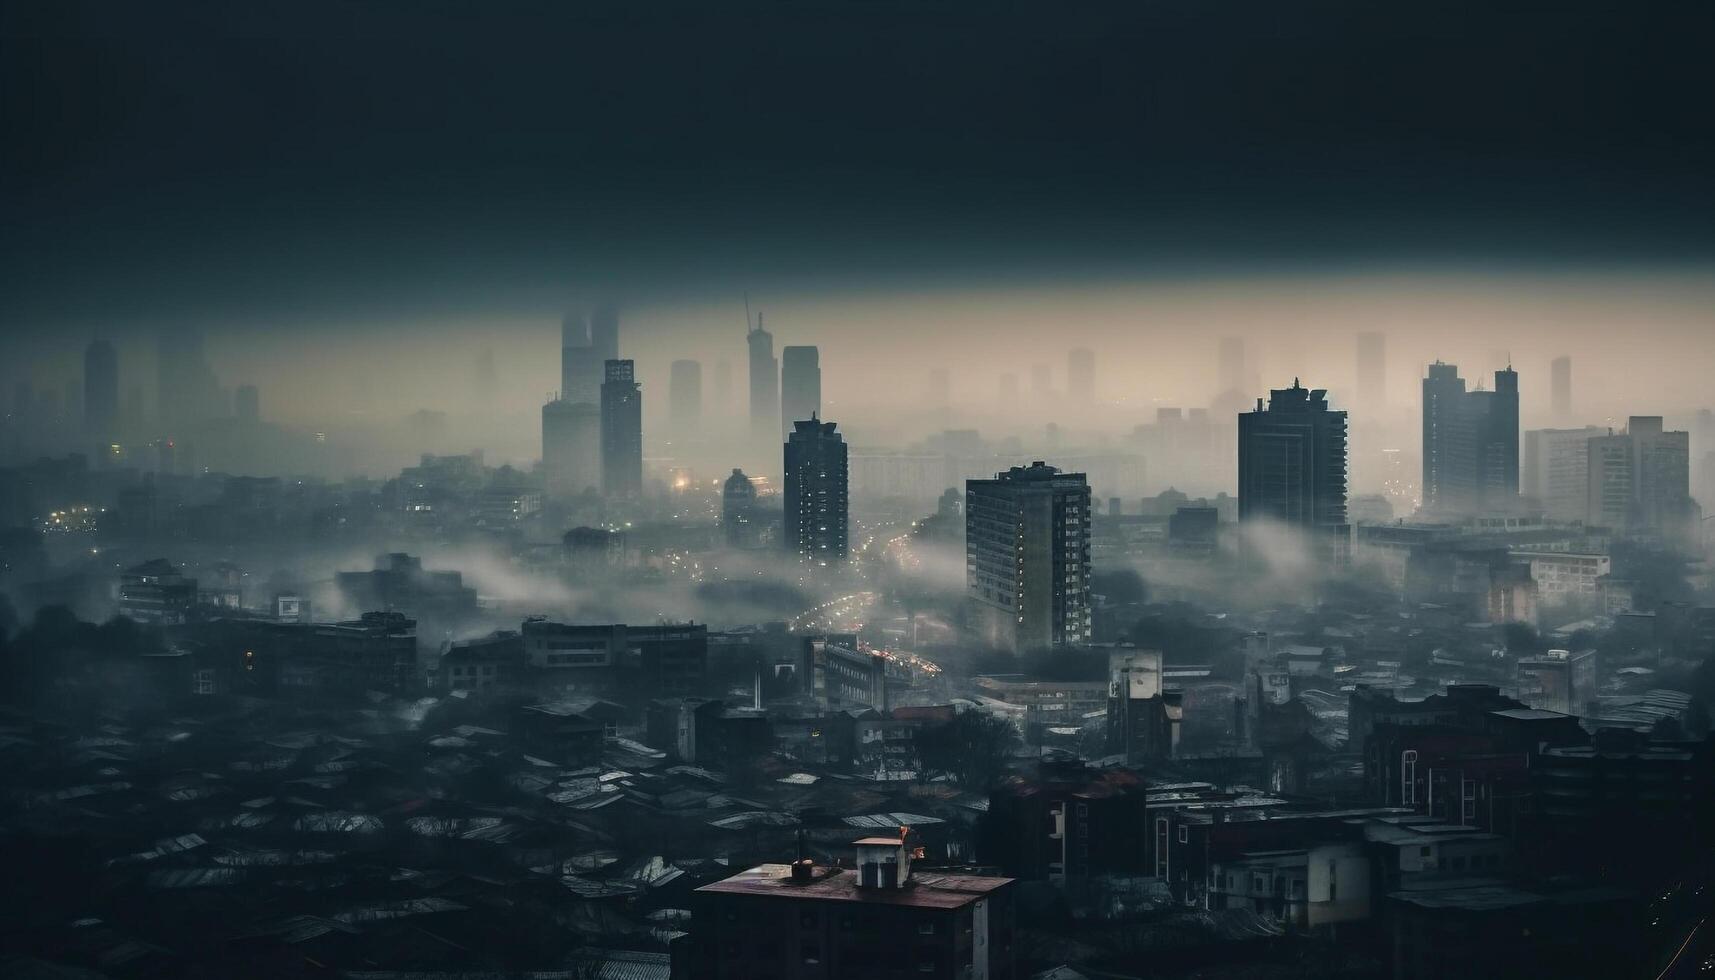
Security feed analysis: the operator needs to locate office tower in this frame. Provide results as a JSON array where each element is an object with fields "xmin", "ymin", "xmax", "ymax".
[
  {"xmin": 234, "ymin": 384, "xmax": 260, "ymax": 426},
  {"xmin": 669, "ymin": 359, "xmax": 702, "ymax": 436},
  {"xmin": 1237, "ymin": 379, "xmax": 1349, "ymax": 542},
  {"xmin": 780, "ymin": 345, "xmax": 821, "ymax": 437},
  {"xmin": 542, "ymin": 398, "xmax": 602, "ymax": 496},
  {"xmin": 722, "ymin": 468, "xmax": 759, "ymax": 548},
  {"xmin": 1586, "ymin": 429, "xmax": 1632, "ymax": 530},
  {"xmin": 1551, "ymin": 355, "xmax": 1571, "ymax": 420},
  {"xmin": 1030, "ymin": 363, "xmax": 1052, "ymax": 400},
  {"xmin": 1523, "ymin": 426, "xmax": 1604, "ymax": 521},
  {"xmin": 783, "ymin": 416, "xmax": 849, "ymax": 565},
  {"xmin": 747, "ymin": 313, "xmax": 778, "ymax": 444},
  {"xmin": 1356, "ymin": 332, "xmax": 1385, "ymax": 413},
  {"xmin": 83, "ymin": 338, "xmax": 119, "ymax": 439},
  {"xmin": 600, "ymin": 359, "xmax": 642, "ymax": 497},
  {"xmin": 1067, "ymin": 348, "xmax": 1095, "ymax": 404},
  {"xmin": 560, "ymin": 312, "xmax": 603, "ymax": 405},
  {"xmin": 965, "ymin": 461, "xmax": 1092, "ymax": 653},
  {"xmin": 1420, "ymin": 362, "xmax": 1519, "ymax": 515},
  {"xmin": 156, "ymin": 328, "xmax": 222, "ymax": 433},
  {"xmin": 1217, "ymin": 336, "xmax": 1245, "ymax": 394}
]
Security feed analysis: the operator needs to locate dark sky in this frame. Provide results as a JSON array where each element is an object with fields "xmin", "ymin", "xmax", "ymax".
[{"xmin": 5, "ymin": 0, "xmax": 1715, "ymax": 331}]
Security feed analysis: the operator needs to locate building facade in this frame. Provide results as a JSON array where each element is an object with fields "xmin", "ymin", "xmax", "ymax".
[
  {"xmin": 783, "ymin": 416, "xmax": 849, "ymax": 565},
  {"xmin": 599, "ymin": 359, "xmax": 642, "ymax": 496},
  {"xmin": 1236, "ymin": 379, "xmax": 1349, "ymax": 546},
  {"xmin": 965, "ymin": 462, "xmax": 1092, "ymax": 653}
]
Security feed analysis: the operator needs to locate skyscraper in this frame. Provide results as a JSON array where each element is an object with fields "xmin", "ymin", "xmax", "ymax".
[
  {"xmin": 1067, "ymin": 348, "xmax": 1095, "ymax": 404},
  {"xmin": 1237, "ymin": 379, "xmax": 1349, "ymax": 542},
  {"xmin": 965, "ymin": 461, "xmax": 1091, "ymax": 653},
  {"xmin": 722, "ymin": 468, "xmax": 759, "ymax": 548},
  {"xmin": 783, "ymin": 416, "xmax": 849, "ymax": 565},
  {"xmin": 83, "ymin": 338, "xmax": 119, "ymax": 439},
  {"xmin": 1355, "ymin": 332, "xmax": 1385, "ymax": 413},
  {"xmin": 155, "ymin": 328, "xmax": 222, "ymax": 433},
  {"xmin": 1420, "ymin": 362, "xmax": 1519, "ymax": 515},
  {"xmin": 235, "ymin": 384, "xmax": 260, "ymax": 426},
  {"xmin": 780, "ymin": 345, "xmax": 821, "ymax": 437},
  {"xmin": 669, "ymin": 359, "xmax": 702, "ymax": 437},
  {"xmin": 560, "ymin": 312, "xmax": 606, "ymax": 405},
  {"xmin": 600, "ymin": 359, "xmax": 642, "ymax": 497},
  {"xmin": 1551, "ymin": 355, "xmax": 1572, "ymax": 420},
  {"xmin": 1217, "ymin": 336, "xmax": 1246, "ymax": 395},
  {"xmin": 748, "ymin": 314, "xmax": 778, "ymax": 446},
  {"xmin": 543, "ymin": 399, "xmax": 602, "ymax": 497}
]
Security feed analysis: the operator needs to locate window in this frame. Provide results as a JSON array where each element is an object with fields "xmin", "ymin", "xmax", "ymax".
[
  {"xmin": 1178, "ymin": 826, "xmax": 1188, "ymax": 843},
  {"xmin": 1402, "ymin": 749, "xmax": 1419, "ymax": 805},
  {"xmin": 917, "ymin": 922, "xmax": 935, "ymax": 935}
]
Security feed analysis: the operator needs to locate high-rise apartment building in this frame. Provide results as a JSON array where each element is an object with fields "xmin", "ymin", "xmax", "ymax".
[
  {"xmin": 1421, "ymin": 362, "xmax": 1519, "ymax": 515},
  {"xmin": 781, "ymin": 345, "xmax": 821, "ymax": 437},
  {"xmin": 966, "ymin": 461, "xmax": 1092, "ymax": 653},
  {"xmin": 783, "ymin": 416, "xmax": 848, "ymax": 565},
  {"xmin": 1236, "ymin": 379, "xmax": 1349, "ymax": 542},
  {"xmin": 600, "ymin": 359, "xmax": 642, "ymax": 497}
]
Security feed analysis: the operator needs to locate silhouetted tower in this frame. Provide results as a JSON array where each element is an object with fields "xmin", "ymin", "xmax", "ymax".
[
  {"xmin": 669, "ymin": 359, "xmax": 702, "ymax": 436},
  {"xmin": 783, "ymin": 415, "xmax": 849, "ymax": 565},
  {"xmin": 1237, "ymin": 379, "xmax": 1349, "ymax": 538},
  {"xmin": 155, "ymin": 328, "xmax": 221, "ymax": 433},
  {"xmin": 600, "ymin": 359, "xmax": 642, "ymax": 496},
  {"xmin": 722, "ymin": 468, "xmax": 759, "ymax": 548},
  {"xmin": 748, "ymin": 313, "xmax": 778, "ymax": 446},
  {"xmin": 83, "ymin": 338, "xmax": 119, "ymax": 439},
  {"xmin": 1218, "ymin": 336, "xmax": 1246, "ymax": 394},
  {"xmin": 1421, "ymin": 362, "xmax": 1518, "ymax": 515},
  {"xmin": 781, "ymin": 345, "xmax": 821, "ymax": 437}
]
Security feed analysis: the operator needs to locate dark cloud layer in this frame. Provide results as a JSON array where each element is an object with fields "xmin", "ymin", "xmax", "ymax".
[{"xmin": 4, "ymin": 0, "xmax": 1714, "ymax": 329}]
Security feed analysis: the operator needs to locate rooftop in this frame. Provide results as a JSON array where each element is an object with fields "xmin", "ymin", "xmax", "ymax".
[{"xmin": 696, "ymin": 863, "xmax": 1011, "ymax": 909}]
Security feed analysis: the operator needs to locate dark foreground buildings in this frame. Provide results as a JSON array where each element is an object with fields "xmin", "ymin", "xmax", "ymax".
[{"xmin": 687, "ymin": 833, "xmax": 1016, "ymax": 979}]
